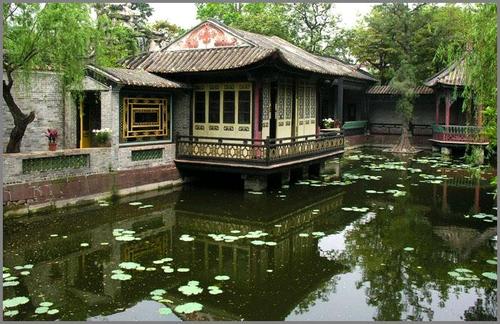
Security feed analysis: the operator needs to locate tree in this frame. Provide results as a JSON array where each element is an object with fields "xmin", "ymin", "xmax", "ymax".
[
  {"xmin": 349, "ymin": 4, "xmax": 468, "ymax": 83},
  {"xmin": 3, "ymin": 3, "xmax": 94, "ymax": 153},
  {"xmin": 145, "ymin": 20, "xmax": 184, "ymax": 51},
  {"xmin": 389, "ymin": 61, "xmax": 418, "ymax": 153}
]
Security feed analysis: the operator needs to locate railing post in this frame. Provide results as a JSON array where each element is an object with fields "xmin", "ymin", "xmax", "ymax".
[{"xmin": 265, "ymin": 136, "xmax": 270, "ymax": 165}]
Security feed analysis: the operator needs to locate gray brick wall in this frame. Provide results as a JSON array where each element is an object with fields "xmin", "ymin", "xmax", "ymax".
[
  {"xmin": 117, "ymin": 143, "xmax": 176, "ymax": 170},
  {"xmin": 173, "ymin": 90, "xmax": 191, "ymax": 137},
  {"xmin": 3, "ymin": 71, "xmax": 65, "ymax": 152},
  {"xmin": 368, "ymin": 95, "xmax": 435, "ymax": 125}
]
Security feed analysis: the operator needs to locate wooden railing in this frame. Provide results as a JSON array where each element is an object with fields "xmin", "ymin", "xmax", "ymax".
[
  {"xmin": 175, "ymin": 133, "xmax": 344, "ymax": 166},
  {"xmin": 432, "ymin": 125, "xmax": 488, "ymax": 143},
  {"xmin": 369, "ymin": 123, "xmax": 433, "ymax": 136}
]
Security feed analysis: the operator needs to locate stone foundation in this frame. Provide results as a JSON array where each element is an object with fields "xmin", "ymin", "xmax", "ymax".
[{"xmin": 3, "ymin": 164, "xmax": 182, "ymax": 217}]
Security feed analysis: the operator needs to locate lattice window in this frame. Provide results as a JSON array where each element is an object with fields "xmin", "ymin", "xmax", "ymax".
[
  {"xmin": 122, "ymin": 97, "xmax": 169, "ymax": 140},
  {"xmin": 22, "ymin": 154, "xmax": 89, "ymax": 173},
  {"xmin": 262, "ymin": 83, "xmax": 271, "ymax": 121},
  {"xmin": 131, "ymin": 148, "xmax": 164, "ymax": 161}
]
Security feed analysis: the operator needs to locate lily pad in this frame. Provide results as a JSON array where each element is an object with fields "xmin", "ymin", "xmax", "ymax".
[
  {"xmin": 177, "ymin": 268, "xmax": 190, "ymax": 272},
  {"xmin": 119, "ymin": 262, "xmax": 141, "ymax": 270},
  {"xmin": 482, "ymin": 272, "xmax": 497, "ymax": 280},
  {"xmin": 3, "ymin": 281, "xmax": 19, "ymax": 287},
  {"xmin": 129, "ymin": 201, "xmax": 142, "ymax": 206},
  {"xmin": 111, "ymin": 273, "xmax": 132, "ymax": 281},
  {"xmin": 20, "ymin": 271, "xmax": 30, "ymax": 276},
  {"xmin": 47, "ymin": 309, "xmax": 59, "ymax": 315},
  {"xmin": 159, "ymin": 307, "xmax": 172, "ymax": 315},
  {"xmin": 179, "ymin": 235, "xmax": 195, "ymax": 242},
  {"xmin": 35, "ymin": 306, "xmax": 49, "ymax": 314},
  {"xmin": 214, "ymin": 275, "xmax": 230, "ymax": 281},
  {"xmin": 250, "ymin": 240, "xmax": 266, "ymax": 246},
  {"xmin": 208, "ymin": 288, "xmax": 223, "ymax": 295},
  {"xmin": 403, "ymin": 247, "xmax": 414, "ymax": 251},
  {"xmin": 174, "ymin": 302, "xmax": 203, "ymax": 314},
  {"xmin": 455, "ymin": 268, "xmax": 473, "ymax": 273},
  {"xmin": 312, "ymin": 232, "xmax": 326, "ymax": 237},
  {"xmin": 265, "ymin": 241, "xmax": 277, "ymax": 246},
  {"xmin": 299, "ymin": 233, "xmax": 309, "ymax": 237},
  {"xmin": 448, "ymin": 271, "xmax": 460, "ymax": 277},
  {"xmin": 178, "ymin": 284, "xmax": 203, "ymax": 296},
  {"xmin": 486, "ymin": 259, "xmax": 497, "ymax": 265},
  {"xmin": 3, "ymin": 296, "xmax": 29, "ymax": 308},
  {"xmin": 40, "ymin": 302, "xmax": 53, "ymax": 307},
  {"xmin": 80, "ymin": 243, "xmax": 89, "ymax": 247},
  {"xmin": 4, "ymin": 310, "xmax": 19, "ymax": 317},
  {"xmin": 150, "ymin": 289, "xmax": 166, "ymax": 296}
]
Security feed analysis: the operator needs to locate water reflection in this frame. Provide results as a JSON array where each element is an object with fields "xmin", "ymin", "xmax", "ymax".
[{"xmin": 3, "ymin": 149, "xmax": 497, "ymax": 321}]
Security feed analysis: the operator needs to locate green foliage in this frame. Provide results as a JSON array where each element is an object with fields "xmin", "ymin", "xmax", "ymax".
[
  {"xmin": 349, "ymin": 4, "xmax": 468, "ymax": 83},
  {"xmin": 3, "ymin": 3, "xmax": 94, "ymax": 88},
  {"xmin": 389, "ymin": 61, "xmax": 417, "ymax": 123},
  {"xmin": 196, "ymin": 3, "xmax": 347, "ymax": 59}
]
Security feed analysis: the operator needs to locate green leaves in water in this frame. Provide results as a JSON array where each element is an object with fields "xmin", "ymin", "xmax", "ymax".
[
  {"xmin": 250, "ymin": 240, "xmax": 266, "ymax": 245},
  {"xmin": 486, "ymin": 259, "xmax": 497, "ymax": 265},
  {"xmin": 177, "ymin": 268, "xmax": 190, "ymax": 273},
  {"xmin": 342, "ymin": 207, "xmax": 369, "ymax": 212},
  {"xmin": 403, "ymin": 247, "xmax": 414, "ymax": 251},
  {"xmin": 40, "ymin": 302, "xmax": 53, "ymax": 307},
  {"xmin": 178, "ymin": 281, "xmax": 203, "ymax": 296},
  {"xmin": 179, "ymin": 234, "xmax": 194, "ymax": 242},
  {"xmin": 208, "ymin": 285, "xmax": 223, "ymax": 295},
  {"xmin": 4, "ymin": 310, "xmax": 19, "ymax": 317},
  {"xmin": 448, "ymin": 268, "xmax": 480, "ymax": 281},
  {"xmin": 111, "ymin": 273, "xmax": 132, "ymax": 281},
  {"xmin": 214, "ymin": 275, "xmax": 230, "ymax": 281},
  {"xmin": 174, "ymin": 302, "xmax": 203, "ymax": 314},
  {"xmin": 481, "ymin": 272, "xmax": 497, "ymax": 280},
  {"xmin": 159, "ymin": 307, "xmax": 172, "ymax": 315},
  {"xmin": 312, "ymin": 232, "xmax": 326, "ymax": 237},
  {"xmin": 470, "ymin": 213, "xmax": 497, "ymax": 223},
  {"xmin": 113, "ymin": 229, "xmax": 141, "ymax": 241},
  {"xmin": 119, "ymin": 262, "xmax": 141, "ymax": 270},
  {"xmin": 35, "ymin": 306, "xmax": 49, "ymax": 314},
  {"xmin": 3, "ymin": 296, "xmax": 29, "ymax": 308},
  {"xmin": 129, "ymin": 201, "xmax": 142, "ymax": 206}
]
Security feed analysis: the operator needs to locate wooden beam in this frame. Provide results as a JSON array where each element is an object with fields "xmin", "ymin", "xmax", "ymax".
[
  {"xmin": 337, "ymin": 78, "xmax": 344, "ymax": 124},
  {"xmin": 445, "ymin": 91, "xmax": 451, "ymax": 126}
]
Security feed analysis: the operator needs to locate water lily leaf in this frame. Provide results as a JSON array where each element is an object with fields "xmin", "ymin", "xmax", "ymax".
[
  {"xmin": 4, "ymin": 276, "xmax": 18, "ymax": 281},
  {"xmin": 179, "ymin": 235, "xmax": 194, "ymax": 242},
  {"xmin": 177, "ymin": 268, "xmax": 190, "ymax": 272},
  {"xmin": 40, "ymin": 302, "xmax": 53, "ymax": 307},
  {"xmin": 266, "ymin": 269, "xmax": 273, "ymax": 273},
  {"xmin": 50, "ymin": 234, "xmax": 58, "ymax": 237},
  {"xmin": 138, "ymin": 204, "xmax": 154, "ymax": 209},
  {"xmin": 150, "ymin": 289, "xmax": 166, "ymax": 296},
  {"xmin": 482, "ymin": 272, "xmax": 497, "ymax": 280},
  {"xmin": 47, "ymin": 309, "xmax": 59, "ymax": 315},
  {"xmin": 247, "ymin": 191, "xmax": 263, "ymax": 195},
  {"xmin": 187, "ymin": 280, "xmax": 199, "ymax": 286},
  {"xmin": 265, "ymin": 241, "xmax": 277, "ymax": 246},
  {"xmin": 129, "ymin": 202, "xmax": 142, "ymax": 206},
  {"xmin": 159, "ymin": 307, "xmax": 172, "ymax": 315},
  {"xmin": 146, "ymin": 267, "xmax": 156, "ymax": 271},
  {"xmin": 174, "ymin": 302, "xmax": 203, "ymax": 314},
  {"xmin": 208, "ymin": 289, "xmax": 223, "ymax": 295},
  {"xmin": 115, "ymin": 235, "xmax": 136, "ymax": 241},
  {"xmin": 486, "ymin": 259, "xmax": 497, "ymax": 265},
  {"xmin": 3, "ymin": 281, "xmax": 19, "ymax": 287},
  {"xmin": 178, "ymin": 284, "xmax": 203, "ymax": 296},
  {"xmin": 250, "ymin": 240, "xmax": 266, "ymax": 245},
  {"xmin": 35, "ymin": 306, "xmax": 49, "ymax": 314},
  {"xmin": 20, "ymin": 271, "xmax": 30, "ymax": 276},
  {"xmin": 3, "ymin": 296, "xmax": 29, "ymax": 308},
  {"xmin": 3, "ymin": 273, "xmax": 11, "ymax": 279},
  {"xmin": 299, "ymin": 233, "xmax": 309, "ymax": 237},
  {"xmin": 403, "ymin": 247, "xmax": 414, "ymax": 251},
  {"xmin": 80, "ymin": 243, "xmax": 89, "ymax": 247},
  {"xmin": 151, "ymin": 295, "xmax": 163, "ymax": 301},
  {"xmin": 208, "ymin": 286, "xmax": 219, "ymax": 290},
  {"xmin": 111, "ymin": 269, "xmax": 124, "ymax": 274},
  {"xmin": 214, "ymin": 275, "xmax": 230, "ymax": 281},
  {"xmin": 4, "ymin": 310, "xmax": 19, "ymax": 317},
  {"xmin": 455, "ymin": 268, "xmax": 473, "ymax": 273},
  {"xmin": 312, "ymin": 232, "xmax": 326, "ymax": 237},
  {"xmin": 448, "ymin": 271, "xmax": 460, "ymax": 277},
  {"xmin": 111, "ymin": 273, "xmax": 132, "ymax": 281},
  {"xmin": 230, "ymin": 230, "xmax": 241, "ymax": 234},
  {"xmin": 119, "ymin": 262, "xmax": 141, "ymax": 270}
]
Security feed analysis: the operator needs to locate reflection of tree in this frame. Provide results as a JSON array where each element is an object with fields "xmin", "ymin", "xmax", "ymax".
[
  {"xmin": 463, "ymin": 289, "xmax": 497, "ymax": 321},
  {"xmin": 293, "ymin": 276, "xmax": 339, "ymax": 315},
  {"xmin": 341, "ymin": 197, "xmax": 470, "ymax": 321}
]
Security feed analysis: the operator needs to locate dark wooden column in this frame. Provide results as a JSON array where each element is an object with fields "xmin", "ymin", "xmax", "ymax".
[
  {"xmin": 435, "ymin": 93, "xmax": 440, "ymax": 124},
  {"xmin": 445, "ymin": 90, "xmax": 451, "ymax": 126},
  {"xmin": 336, "ymin": 78, "xmax": 344, "ymax": 125},
  {"xmin": 253, "ymin": 80, "xmax": 262, "ymax": 141}
]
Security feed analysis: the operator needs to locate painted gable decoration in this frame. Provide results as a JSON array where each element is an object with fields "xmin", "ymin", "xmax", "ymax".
[{"xmin": 167, "ymin": 22, "xmax": 251, "ymax": 51}]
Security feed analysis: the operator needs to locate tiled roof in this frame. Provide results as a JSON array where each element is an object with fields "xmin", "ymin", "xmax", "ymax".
[
  {"xmin": 123, "ymin": 19, "xmax": 377, "ymax": 82},
  {"xmin": 366, "ymin": 85, "xmax": 434, "ymax": 95},
  {"xmin": 424, "ymin": 60, "xmax": 465, "ymax": 87},
  {"xmin": 87, "ymin": 65, "xmax": 189, "ymax": 89},
  {"xmin": 123, "ymin": 47, "xmax": 276, "ymax": 73}
]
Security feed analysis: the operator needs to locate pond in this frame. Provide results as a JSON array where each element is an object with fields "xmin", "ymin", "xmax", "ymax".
[{"xmin": 3, "ymin": 148, "xmax": 497, "ymax": 321}]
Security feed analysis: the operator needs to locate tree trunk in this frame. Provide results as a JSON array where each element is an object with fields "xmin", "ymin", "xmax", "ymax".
[
  {"xmin": 3, "ymin": 76, "xmax": 36, "ymax": 153},
  {"xmin": 390, "ymin": 123, "xmax": 417, "ymax": 153}
]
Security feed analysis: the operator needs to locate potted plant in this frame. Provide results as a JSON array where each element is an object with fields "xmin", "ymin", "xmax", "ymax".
[
  {"xmin": 92, "ymin": 128, "xmax": 112, "ymax": 147},
  {"xmin": 322, "ymin": 118, "xmax": 336, "ymax": 129},
  {"xmin": 45, "ymin": 129, "xmax": 58, "ymax": 151}
]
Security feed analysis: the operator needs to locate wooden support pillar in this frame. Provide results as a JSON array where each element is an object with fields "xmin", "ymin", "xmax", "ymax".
[
  {"xmin": 445, "ymin": 91, "xmax": 451, "ymax": 126},
  {"xmin": 435, "ymin": 95, "xmax": 440, "ymax": 124},
  {"xmin": 477, "ymin": 104, "xmax": 484, "ymax": 126},
  {"xmin": 253, "ymin": 81, "xmax": 262, "ymax": 141},
  {"xmin": 337, "ymin": 78, "xmax": 344, "ymax": 125}
]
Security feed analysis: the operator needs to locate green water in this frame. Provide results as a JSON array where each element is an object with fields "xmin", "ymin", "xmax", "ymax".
[{"xmin": 3, "ymin": 149, "xmax": 497, "ymax": 321}]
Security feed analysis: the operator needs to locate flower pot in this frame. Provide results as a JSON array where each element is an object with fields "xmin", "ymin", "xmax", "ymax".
[{"xmin": 48, "ymin": 143, "xmax": 57, "ymax": 151}]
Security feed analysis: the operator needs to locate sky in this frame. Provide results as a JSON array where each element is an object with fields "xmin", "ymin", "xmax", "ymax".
[{"xmin": 149, "ymin": 3, "xmax": 376, "ymax": 30}]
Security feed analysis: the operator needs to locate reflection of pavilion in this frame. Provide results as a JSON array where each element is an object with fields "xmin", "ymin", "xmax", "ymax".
[
  {"xmin": 4, "ymin": 186, "xmax": 349, "ymax": 320},
  {"xmin": 433, "ymin": 226, "xmax": 496, "ymax": 261}
]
